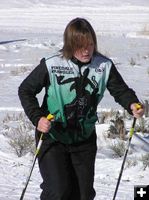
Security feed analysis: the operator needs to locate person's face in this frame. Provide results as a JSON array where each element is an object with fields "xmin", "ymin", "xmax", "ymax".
[{"xmin": 73, "ymin": 42, "xmax": 94, "ymax": 63}]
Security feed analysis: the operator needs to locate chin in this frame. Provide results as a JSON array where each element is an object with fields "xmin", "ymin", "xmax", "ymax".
[{"xmin": 82, "ymin": 57, "xmax": 90, "ymax": 62}]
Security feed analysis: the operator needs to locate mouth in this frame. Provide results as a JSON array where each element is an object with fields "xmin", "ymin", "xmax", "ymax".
[
  {"xmin": 82, "ymin": 55, "xmax": 91, "ymax": 59},
  {"xmin": 83, "ymin": 53, "xmax": 90, "ymax": 57}
]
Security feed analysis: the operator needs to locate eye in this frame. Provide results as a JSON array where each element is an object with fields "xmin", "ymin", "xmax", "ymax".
[{"xmin": 90, "ymin": 43, "xmax": 94, "ymax": 46}]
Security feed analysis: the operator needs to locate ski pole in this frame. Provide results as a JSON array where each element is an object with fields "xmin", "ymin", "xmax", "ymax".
[
  {"xmin": 19, "ymin": 114, "xmax": 54, "ymax": 200},
  {"xmin": 112, "ymin": 103, "xmax": 142, "ymax": 200}
]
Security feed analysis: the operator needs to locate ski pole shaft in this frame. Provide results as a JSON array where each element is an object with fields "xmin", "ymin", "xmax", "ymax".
[
  {"xmin": 19, "ymin": 133, "xmax": 43, "ymax": 200},
  {"xmin": 19, "ymin": 154, "xmax": 38, "ymax": 200},
  {"xmin": 112, "ymin": 103, "xmax": 142, "ymax": 200},
  {"xmin": 19, "ymin": 114, "xmax": 54, "ymax": 200},
  {"xmin": 112, "ymin": 118, "xmax": 136, "ymax": 200}
]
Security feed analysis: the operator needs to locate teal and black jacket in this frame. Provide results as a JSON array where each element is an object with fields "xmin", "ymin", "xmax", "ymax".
[{"xmin": 18, "ymin": 52, "xmax": 139, "ymax": 144}]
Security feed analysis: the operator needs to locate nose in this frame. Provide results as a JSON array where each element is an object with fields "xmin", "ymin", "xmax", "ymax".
[{"xmin": 83, "ymin": 48, "xmax": 89, "ymax": 53}]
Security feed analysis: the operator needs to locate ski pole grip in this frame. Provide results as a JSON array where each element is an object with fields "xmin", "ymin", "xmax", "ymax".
[
  {"xmin": 36, "ymin": 114, "xmax": 54, "ymax": 155},
  {"xmin": 135, "ymin": 103, "xmax": 142, "ymax": 110},
  {"xmin": 47, "ymin": 114, "xmax": 54, "ymax": 121},
  {"xmin": 130, "ymin": 103, "xmax": 142, "ymax": 132}
]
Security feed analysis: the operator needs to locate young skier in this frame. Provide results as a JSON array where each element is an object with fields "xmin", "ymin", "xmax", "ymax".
[{"xmin": 18, "ymin": 18, "xmax": 144, "ymax": 200}]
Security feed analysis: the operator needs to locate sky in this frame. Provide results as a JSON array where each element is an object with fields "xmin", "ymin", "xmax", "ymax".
[{"xmin": 0, "ymin": 0, "xmax": 149, "ymax": 200}]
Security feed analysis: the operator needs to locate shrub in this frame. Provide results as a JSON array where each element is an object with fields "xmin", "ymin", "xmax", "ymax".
[
  {"xmin": 140, "ymin": 153, "xmax": 149, "ymax": 170},
  {"xmin": 110, "ymin": 140, "xmax": 126, "ymax": 157},
  {"xmin": 108, "ymin": 114, "xmax": 126, "ymax": 140},
  {"xmin": 126, "ymin": 157, "xmax": 138, "ymax": 168},
  {"xmin": 97, "ymin": 109, "xmax": 120, "ymax": 124},
  {"xmin": 135, "ymin": 117, "xmax": 149, "ymax": 134},
  {"xmin": 3, "ymin": 112, "xmax": 35, "ymax": 157},
  {"xmin": 129, "ymin": 57, "xmax": 136, "ymax": 66},
  {"xmin": 8, "ymin": 125, "xmax": 35, "ymax": 157}
]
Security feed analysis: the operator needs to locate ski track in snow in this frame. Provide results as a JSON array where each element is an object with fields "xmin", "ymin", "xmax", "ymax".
[
  {"xmin": 0, "ymin": 154, "xmax": 147, "ymax": 200},
  {"xmin": 0, "ymin": 157, "xmax": 133, "ymax": 200},
  {"xmin": 0, "ymin": 5, "xmax": 149, "ymax": 35},
  {"xmin": 0, "ymin": 126, "xmax": 149, "ymax": 200}
]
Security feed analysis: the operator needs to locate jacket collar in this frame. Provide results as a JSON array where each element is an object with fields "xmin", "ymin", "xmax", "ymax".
[{"xmin": 71, "ymin": 57, "xmax": 91, "ymax": 67}]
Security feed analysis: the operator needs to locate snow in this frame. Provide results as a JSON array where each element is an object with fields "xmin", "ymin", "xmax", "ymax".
[{"xmin": 0, "ymin": 0, "xmax": 149, "ymax": 199}]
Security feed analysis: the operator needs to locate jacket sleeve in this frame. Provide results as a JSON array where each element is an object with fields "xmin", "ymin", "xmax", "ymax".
[
  {"xmin": 18, "ymin": 58, "xmax": 50, "ymax": 126},
  {"xmin": 107, "ymin": 63, "xmax": 140, "ymax": 114}
]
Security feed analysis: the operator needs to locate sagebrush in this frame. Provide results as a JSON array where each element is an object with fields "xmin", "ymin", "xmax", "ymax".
[{"xmin": 3, "ymin": 112, "xmax": 35, "ymax": 157}]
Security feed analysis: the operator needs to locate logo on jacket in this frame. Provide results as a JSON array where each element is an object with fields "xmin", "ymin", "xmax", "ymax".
[
  {"xmin": 95, "ymin": 64, "xmax": 105, "ymax": 73},
  {"xmin": 51, "ymin": 65, "xmax": 74, "ymax": 74}
]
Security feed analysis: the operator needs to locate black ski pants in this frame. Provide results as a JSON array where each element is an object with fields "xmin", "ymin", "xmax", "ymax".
[{"xmin": 37, "ymin": 132, "xmax": 97, "ymax": 200}]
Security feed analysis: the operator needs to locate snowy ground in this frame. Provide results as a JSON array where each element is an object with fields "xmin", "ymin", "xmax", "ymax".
[{"xmin": 0, "ymin": 0, "xmax": 149, "ymax": 199}]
